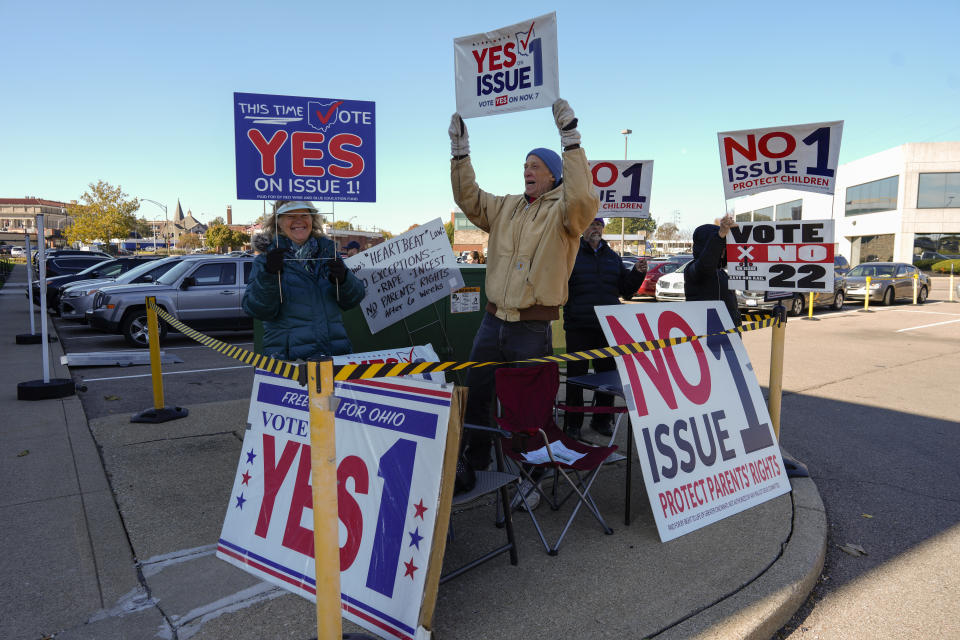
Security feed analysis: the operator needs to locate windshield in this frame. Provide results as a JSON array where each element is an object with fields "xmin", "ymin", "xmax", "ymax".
[
  {"xmin": 75, "ymin": 258, "xmax": 116, "ymax": 276},
  {"xmin": 673, "ymin": 260, "xmax": 692, "ymax": 273},
  {"xmin": 114, "ymin": 257, "xmax": 172, "ymax": 283},
  {"xmin": 156, "ymin": 259, "xmax": 196, "ymax": 285},
  {"xmin": 848, "ymin": 264, "xmax": 896, "ymax": 278}
]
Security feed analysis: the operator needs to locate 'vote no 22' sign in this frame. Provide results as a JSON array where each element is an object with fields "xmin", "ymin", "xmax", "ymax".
[
  {"xmin": 589, "ymin": 160, "xmax": 653, "ymax": 219},
  {"xmin": 217, "ymin": 370, "xmax": 453, "ymax": 640}
]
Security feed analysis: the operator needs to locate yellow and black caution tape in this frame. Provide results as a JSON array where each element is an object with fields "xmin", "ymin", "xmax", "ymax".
[{"xmin": 148, "ymin": 300, "xmax": 779, "ymax": 385}]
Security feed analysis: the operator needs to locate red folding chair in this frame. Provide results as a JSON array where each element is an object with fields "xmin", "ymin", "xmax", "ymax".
[{"xmin": 495, "ymin": 363, "xmax": 619, "ymax": 555}]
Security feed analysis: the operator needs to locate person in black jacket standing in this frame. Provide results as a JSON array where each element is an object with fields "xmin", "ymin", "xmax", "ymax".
[
  {"xmin": 563, "ymin": 218, "xmax": 647, "ymax": 438},
  {"xmin": 683, "ymin": 214, "xmax": 741, "ymax": 326}
]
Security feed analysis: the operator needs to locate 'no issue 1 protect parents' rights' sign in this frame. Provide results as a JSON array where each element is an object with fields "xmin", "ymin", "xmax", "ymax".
[
  {"xmin": 454, "ymin": 12, "xmax": 559, "ymax": 118},
  {"xmin": 718, "ymin": 120, "xmax": 842, "ymax": 200},
  {"xmin": 234, "ymin": 91, "xmax": 376, "ymax": 202},
  {"xmin": 597, "ymin": 301, "xmax": 790, "ymax": 542},
  {"xmin": 345, "ymin": 218, "xmax": 464, "ymax": 335}
]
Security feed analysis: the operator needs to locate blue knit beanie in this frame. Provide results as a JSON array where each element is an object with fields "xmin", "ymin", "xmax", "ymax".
[{"xmin": 527, "ymin": 148, "xmax": 562, "ymax": 188}]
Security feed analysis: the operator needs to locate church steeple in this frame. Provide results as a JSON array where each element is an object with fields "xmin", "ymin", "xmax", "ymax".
[{"xmin": 173, "ymin": 200, "xmax": 185, "ymax": 223}]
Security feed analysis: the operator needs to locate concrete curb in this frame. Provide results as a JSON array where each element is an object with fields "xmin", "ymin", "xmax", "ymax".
[{"xmin": 655, "ymin": 476, "xmax": 827, "ymax": 640}]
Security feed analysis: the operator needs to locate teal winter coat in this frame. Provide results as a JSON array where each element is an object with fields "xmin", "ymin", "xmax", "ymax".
[{"xmin": 242, "ymin": 234, "xmax": 365, "ymax": 360}]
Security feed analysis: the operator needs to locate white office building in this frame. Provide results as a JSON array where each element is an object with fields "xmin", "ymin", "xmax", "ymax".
[{"xmin": 731, "ymin": 142, "xmax": 960, "ymax": 265}]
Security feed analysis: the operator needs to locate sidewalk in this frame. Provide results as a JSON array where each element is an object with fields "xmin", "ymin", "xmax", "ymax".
[{"xmin": 0, "ymin": 262, "xmax": 827, "ymax": 640}]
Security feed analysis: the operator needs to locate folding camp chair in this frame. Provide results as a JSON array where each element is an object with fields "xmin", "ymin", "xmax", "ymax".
[
  {"xmin": 440, "ymin": 422, "xmax": 519, "ymax": 584},
  {"xmin": 495, "ymin": 363, "xmax": 619, "ymax": 555}
]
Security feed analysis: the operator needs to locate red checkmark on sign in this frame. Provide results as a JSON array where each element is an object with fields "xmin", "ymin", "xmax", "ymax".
[
  {"xmin": 314, "ymin": 100, "xmax": 344, "ymax": 124},
  {"xmin": 520, "ymin": 22, "xmax": 535, "ymax": 50}
]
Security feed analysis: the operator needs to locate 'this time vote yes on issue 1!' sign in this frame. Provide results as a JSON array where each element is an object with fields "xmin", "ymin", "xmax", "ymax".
[
  {"xmin": 233, "ymin": 91, "xmax": 376, "ymax": 202},
  {"xmin": 218, "ymin": 368, "xmax": 454, "ymax": 640},
  {"xmin": 589, "ymin": 160, "xmax": 653, "ymax": 218},
  {"xmin": 726, "ymin": 219, "xmax": 836, "ymax": 293},
  {"xmin": 454, "ymin": 12, "xmax": 559, "ymax": 118},
  {"xmin": 345, "ymin": 218, "xmax": 465, "ymax": 335},
  {"xmin": 718, "ymin": 120, "xmax": 843, "ymax": 200},
  {"xmin": 597, "ymin": 301, "xmax": 791, "ymax": 542}
]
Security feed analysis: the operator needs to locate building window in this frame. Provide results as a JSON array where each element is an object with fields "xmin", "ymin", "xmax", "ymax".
[
  {"xmin": 753, "ymin": 206, "xmax": 773, "ymax": 221},
  {"xmin": 913, "ymin": 233, "xmax": 960, "ymax": 259},
  {"xmin": 845, "ymin": 176, "xmax": 898, "ymax": 216},
  {"xmin": 850, "ymin": 234, "xmax": 895, "ymax": 264},
  {"xmin": 453, "ymin": 211, "xmax": 479, "ymax": 231},
  {"xmin": 735, "ymin": 212, "xmax": 751, "ymax": 222},
  {"xmin": 775, "ymin": 199, "xmax": 802, "ymax": 221},
  {"xmin": 917, "ymin": 172, "xmax": 960, "ymax": 208}
]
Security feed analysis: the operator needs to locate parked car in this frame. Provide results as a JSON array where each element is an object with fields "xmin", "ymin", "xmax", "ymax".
[
  {"xmin": 637, "ymin": 258, "xmax": 684, "ymax": 297},
  {"xmin": 88, "ymin": 255, "xmax": 255, "ymax": 346},
  {"xmin": 38, "ymin": 254, "xmax": 113, "ymax": 278},
  {"xmin": 833, "ymin": 254, "xmax": 851, "ymax": 277},
  {"xmin": 33, "ymin": 248, "xmax": 111, "ymax": 270},
  {"xmin": 736, "ymin": 280, "xmax": 846, "ymax": 316},
  {"xmin": 0, "ymin": 244, "xmax": 12, "ymax": 255},
  {"xmin": 843, "ymin": 262, "xmax": 930, "ymax": 305},
  {"xmin": 10, "ymin": 246, "xmax": 25, "ymax": 257},
  {"xmin": 654, "ymin": 260, "xmax": 691, "ymax": 302},
  {"xmin": 32, "ymin": 256, "xmax": 161, "ymax": 312},
  {"xmin": 59, "ymin": 256, "xmax": 183, "ymax": 321}
]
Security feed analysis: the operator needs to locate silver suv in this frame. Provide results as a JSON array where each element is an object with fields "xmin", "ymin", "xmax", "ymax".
[{"xmin": 87, "ymin": 255, "xmax": 255, "ymax": 346}]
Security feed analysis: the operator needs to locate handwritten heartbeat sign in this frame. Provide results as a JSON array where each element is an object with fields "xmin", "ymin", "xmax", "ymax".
[
  {"xmin": 454, "ymin": 12, "xmax": 559, "ymax": 118},
  {"xmin": 218, "ymin": 370, "xmax": 455, "ymax": 640},
  {"xmin": 233, "ymin": 91, "xmax": 376, "ymax": 202}
]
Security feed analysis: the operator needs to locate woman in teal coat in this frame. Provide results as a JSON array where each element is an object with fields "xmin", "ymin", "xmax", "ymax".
[{"xmin": 243, "ymin": 200, "xmax": 365, "ymax": 361}]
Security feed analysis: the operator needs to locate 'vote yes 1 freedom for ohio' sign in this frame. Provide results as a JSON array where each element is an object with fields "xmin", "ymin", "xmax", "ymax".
[
  {"xmin": 454, "ymin": 12, "xmax": 559, "ymax": 118},
  {"xmin": 219, "ymin": 369, "xmax": 453, "ymax": 640},
  {"xmin": 234, "ymin": 91, "xmax": 375, "ymax": 202},
  {"xmin": 726, "ymin": 219, "xmax": 836, "ymax": 293},
  {"xmin": 597, "ymin": 301, "xmax": 790, "ymax": 542},
  {"xmin": 589, "ymin": 160, "xmax": 653, "ymax": 218},
  {"xmin": 718, "ymin": 120, "xmax": 843, "ymax": 200}
]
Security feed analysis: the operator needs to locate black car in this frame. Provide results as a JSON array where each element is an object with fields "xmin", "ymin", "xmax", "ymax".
[
  {"xmin": 32, "ymin": 248, "xmax": 112, "ymax": 270},
  {"xmin": 32, "ymin": 256, "xmax": 160, "ymax": 310}
]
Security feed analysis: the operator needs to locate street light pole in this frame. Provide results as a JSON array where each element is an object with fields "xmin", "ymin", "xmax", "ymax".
[
  {"xmin": 621, "ymin": 129, "xmax": 632, "ymax": 255},
  {"xmin": 140, "ymin": 198, "xmax": 168, "ymax": 251}
]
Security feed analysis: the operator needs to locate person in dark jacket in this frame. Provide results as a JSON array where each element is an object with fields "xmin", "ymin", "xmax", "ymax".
[
  {"xmin": 683, "ymin": 214, "xmax": 741, "ymax": 326},
  {"xmin": 563, "ymin": 217, "xmax": 647, "ymax": 438},
  {"xmin": 243, "ymin": 200, "xmax": 365, "ymax": 361}
]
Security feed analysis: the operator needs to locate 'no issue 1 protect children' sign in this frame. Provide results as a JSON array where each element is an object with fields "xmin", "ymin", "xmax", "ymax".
[
  {"xmin": 718, "ymin": 120, "xmax": 843, "ymax": 200},
  {"xmin": 454, "ymin": 12, "xmax": 559, "ymax": 118},
  {"xmin": 597, "ymin": 301, "xmax": 790, "ymax": 542},
  {"xmin": 233, "ymin": 91, "xmax": 376, "ymax": 202},
  {"xmin": 589, "ymin": 160, "xmax": 654, "ymax": 218},
  {"xmin": 219, "ymin": 369, "xmax": 454, "ymax": 640}
]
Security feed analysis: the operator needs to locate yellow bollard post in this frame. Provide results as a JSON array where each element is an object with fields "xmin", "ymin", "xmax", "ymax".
[
  {"xmin": 912, "ymin": 272, "xmax": 918, "ymax": 305},
  {"xmin": 859, "ymin": 276, "xmax": 873, "ymax": 313},
  {"xmin": 951, "ymin": 264, "xmax": 956, "ymax": 303},
  {"xmin": 768, "ymin": 310, "xmax": 786, "ymax": 440},
  {"xmin": 131, "ymin": 297, "xmax": 188, "ymax": 423},
  {"xmin": 308, "ymin": 360, "xmax": 342, "ymax": 640},
  {"xmin": 802, "ymin": 291, "xmax": 819, "ymax": 321},
  {"xmin": 147, "ymin": 296, "xmax": 165, "ymax": 410}
]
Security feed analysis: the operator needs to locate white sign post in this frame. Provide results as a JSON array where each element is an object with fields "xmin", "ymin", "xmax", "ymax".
[
  {"xmin": 718, "ymin": 120, "xmax": 843, "ymax": 199},
  {"xmin": 454, "ymin": 12, "xmax": 559, "ymax": 119},
  {"xmin": 726, "ymin": 219, "xmax": 836, "ymax": 293},
  {"xmin": 344, "ymin": 218, "xmax": 464, "ymax": 334},
  {"xmin": 589, "ymin": 160, "xmax": 653, "ymax": 218},
  {"xmin": 597, "ymin": 301, "xmax": 791, "ymax": 542},
  {"xmin": 219, "ymin": 372, "xmax": 456, "ymax": 640}
]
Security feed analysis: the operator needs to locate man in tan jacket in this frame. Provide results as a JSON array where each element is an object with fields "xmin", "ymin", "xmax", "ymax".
[{"xmin": 449, "ymin": 99, "xmax": 599, "ymax": 476}]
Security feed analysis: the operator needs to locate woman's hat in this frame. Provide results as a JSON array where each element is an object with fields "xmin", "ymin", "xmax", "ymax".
[{"xmin": 276, "ymin": 201, "xmax": 318, "ymax": 215}]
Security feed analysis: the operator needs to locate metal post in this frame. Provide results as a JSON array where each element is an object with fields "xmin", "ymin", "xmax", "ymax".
[
  {"xmin": 912, "ymin": 272, "xmax": 918, "ymax": 304},
  {"xmin": 768, "ymin": 306, "xmax": 786, "ymax": 439},
  {"xmin": 25, "ymin": 233, "xmax": 35, "ymax": 335},
  {"xmin": 860, "ymin": 276, "xmax": 873, "ymax": 313},
  {"xmin": 950, "ymin": 263, "xmax": 956, "ymax": 303},
  {"xmin": 37, "ymin": 214, "xmax": 50, "ymax": 383},
  {"xmin": 802, "ymin": 291, "xmax": 819, "ymax": 321},
  {"xmin": 307, "ymin": 360, "xmax": 342, "ymax": 640},
  {"xmin": 146, "ymin": 297, "xmax": 165, "ymax": 410}
]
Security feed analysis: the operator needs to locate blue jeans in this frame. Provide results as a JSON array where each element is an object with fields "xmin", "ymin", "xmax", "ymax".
[{"xmin": 463, "ymin": 312, "xmax": 552, "ymax": 469}]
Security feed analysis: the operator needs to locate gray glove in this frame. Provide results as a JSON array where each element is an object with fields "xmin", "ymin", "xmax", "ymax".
[
  {"xmin": 552, "ymin": 99, "xmax": 581, "ymax": 148},
  {"xmin": 448, "ymin": 113, "xmax": 469, "ymax": 156}
]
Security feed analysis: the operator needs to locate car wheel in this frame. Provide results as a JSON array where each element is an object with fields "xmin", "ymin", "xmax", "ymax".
[
  {"xmin": 789, "ymin": 294, "xmax": 805, "ymax": 316},
  {"xmin": 121, "ymin": 308, "xmax": 167, "ymax": 348},
  {"xmin": 832, "ymin": 290, "xmax": 844, "ymax": 310},
  {"xmin": 917, "ymin": 286, "xmax": 928, "ymax": 304},
  {"xmin": 882, "ymin": 287, "xmax": 895, "ymax": 306}
]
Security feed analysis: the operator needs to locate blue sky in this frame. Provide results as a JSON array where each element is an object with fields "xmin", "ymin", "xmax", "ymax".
[{"xmin": 3, "ymin": 0, "xmax": 958, "ymax": 233}]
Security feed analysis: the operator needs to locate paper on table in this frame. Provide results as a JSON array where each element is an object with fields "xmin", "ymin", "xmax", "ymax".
[{"xmin": 522, "ymin": 441, "xmax": 587, "ymax": 465}]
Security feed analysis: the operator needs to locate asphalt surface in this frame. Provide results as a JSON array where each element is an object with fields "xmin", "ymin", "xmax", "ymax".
[{"xmin": 4, "ymin": 261, "xmax": 958, "ymax": 639}]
